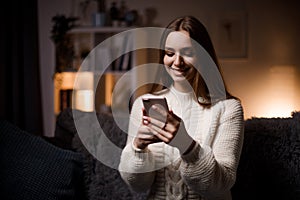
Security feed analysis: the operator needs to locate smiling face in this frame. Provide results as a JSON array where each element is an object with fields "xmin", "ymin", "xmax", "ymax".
[{"xmin": 163, "ymin": 30, "xmax": 197, "ymax": 92}]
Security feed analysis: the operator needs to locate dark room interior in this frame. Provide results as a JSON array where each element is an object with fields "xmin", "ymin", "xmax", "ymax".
[{"xmin": 0, "ymin": 0, "xmax": 299, "ymax": 199}]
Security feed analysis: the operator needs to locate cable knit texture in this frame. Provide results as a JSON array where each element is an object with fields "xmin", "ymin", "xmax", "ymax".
[{"xmin": 119, "ymin": 86, "xmax": 244, "ymax": 200}]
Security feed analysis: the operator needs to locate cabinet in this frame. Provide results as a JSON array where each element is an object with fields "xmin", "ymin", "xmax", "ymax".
[{"xmin": 54, "ymin": 26, "xmax": 154, "ymax": 114}]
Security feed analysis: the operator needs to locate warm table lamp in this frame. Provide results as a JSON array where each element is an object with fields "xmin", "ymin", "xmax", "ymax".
[
  {"xmin": 55, "ymin": 71, "xmax": 94, "ymax": 113},
  {"xmin": 73, "ymin": 71, "xmax": 94, "ymax": 112}
]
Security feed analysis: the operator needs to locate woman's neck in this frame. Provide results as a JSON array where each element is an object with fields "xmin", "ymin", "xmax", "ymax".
[{"xmin": 173, "ymin": 81, "xmax": 193, "ymax": 93}]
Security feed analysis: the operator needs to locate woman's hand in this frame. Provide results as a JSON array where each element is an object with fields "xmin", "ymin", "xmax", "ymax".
[
  {"xmin": 133, "ymin": 108, "xmax": 161, "ymax": 150},
  {"xmin": 140, "ymin": 104, "xmax": 196, "ymax": 155}
]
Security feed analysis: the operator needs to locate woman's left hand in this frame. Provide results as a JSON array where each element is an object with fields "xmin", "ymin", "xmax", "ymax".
[{"xmin": 143, "ymin": 105, "xmax": 196, "ymax": 154}]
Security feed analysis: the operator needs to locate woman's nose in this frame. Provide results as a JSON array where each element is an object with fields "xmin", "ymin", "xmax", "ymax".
[{"xmin": 174, "ymin": 54, "xmax": 183, "ymax": 66}]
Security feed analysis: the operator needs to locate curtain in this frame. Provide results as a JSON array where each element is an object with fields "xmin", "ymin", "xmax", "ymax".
[{"xmin": 0, "ymin": 0, "xmax": 43, "ymax": 135}]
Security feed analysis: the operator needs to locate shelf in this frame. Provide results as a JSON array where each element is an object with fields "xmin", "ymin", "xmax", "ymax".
[
  {"xmin": 70, "ymin": 26, "xmax": 137, "ymax": 34},
  {"xmin": 54, "ymin": 26, "xmax": 149, "ymax": 114}
]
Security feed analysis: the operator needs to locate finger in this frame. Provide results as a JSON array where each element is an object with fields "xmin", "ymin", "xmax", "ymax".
[
  {"xmin": 168, "ymin": 110, "xmax": 182, "ymax": 125},
  {"xmin": 138, "ymin": 125, "xmax": 154, "ymax": 135},
  {"xmin": 152, "ymin": 129, "xmax": 172, "ymax": 143},
  {"xmin": 148, "ymin": 109, "xmax": 180, "ymax": 132},
  {"xmin": 136, "ymin": 133, "xmax": 159, "ymax": 142},
  {"xmin": 143, "ymin": 115, "xmax": 166, "ymax": 129},
  {"xmin": 169, "ymin": 109, "xmax": 180, "ymax": 120},
  {"xmin": 134, "ymin": 135, "xmax": 159, "ymax": 149},
  {"xmin": 142, "ymin": 118, "xmax": 149, "ymax": 125},
  {"xmin": 137, "ymin": 126, "xmax": 160, "ymax": 141},
  {"xmin": 147, "ymin": 123, "xmax": 173, "ymax": 143}
]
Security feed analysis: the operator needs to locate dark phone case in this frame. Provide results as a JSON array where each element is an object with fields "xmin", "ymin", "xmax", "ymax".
[{"xmin": 142, "ymin": 97, "xmax": 169, "ymax": 122}]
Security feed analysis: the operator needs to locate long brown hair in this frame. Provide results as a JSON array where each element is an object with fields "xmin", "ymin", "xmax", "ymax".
[{"xmin": 150, "ymin": 16, "xmax": 236, "ymax": 107}]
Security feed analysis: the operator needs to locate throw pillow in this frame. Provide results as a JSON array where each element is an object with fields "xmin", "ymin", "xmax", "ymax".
[{"xmin": 0, "ymin": 120, "xmax": 86, "ymax": 200}]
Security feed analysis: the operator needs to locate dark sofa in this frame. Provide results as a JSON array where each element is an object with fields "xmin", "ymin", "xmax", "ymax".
[{"xmin": 1, "ymin": 109, "xmax": 299, "ymax": 200}]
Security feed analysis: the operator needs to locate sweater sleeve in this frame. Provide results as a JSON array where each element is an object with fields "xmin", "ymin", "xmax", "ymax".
[
  {"xmin": 179, "ymin": 99, "xmax": 244, "ymax": 198},
  {"xmin": 118, "ymin": 97, "xmax": 156, "ymax": 192}
]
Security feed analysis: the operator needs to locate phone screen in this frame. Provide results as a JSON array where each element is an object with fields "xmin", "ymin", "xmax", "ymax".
[{"xmin": 142, "ymin": 97, "xmax": 169, "ymax": 121}]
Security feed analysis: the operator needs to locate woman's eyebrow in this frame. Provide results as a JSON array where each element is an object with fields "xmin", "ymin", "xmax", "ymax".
[
  {"xmin": 164, "ymin": 47, "xmax": 174, "ymax": 51},
  {"xmin": 181, "ymin": 47, "xmax": 193, "ymax": 51},
  {"xmin": 165, "ymin": 46, "xmax": 193, "ymax": 51}
]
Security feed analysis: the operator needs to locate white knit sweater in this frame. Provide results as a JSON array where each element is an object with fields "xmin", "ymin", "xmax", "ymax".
[{"xmin": 118, "ymin": 86, "xmax": 244, "ymax": 200}]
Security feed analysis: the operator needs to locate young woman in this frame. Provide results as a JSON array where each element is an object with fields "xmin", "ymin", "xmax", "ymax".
[{"xmin": 118, "ymin": 16, "xmax": 244, "ymax": 200}]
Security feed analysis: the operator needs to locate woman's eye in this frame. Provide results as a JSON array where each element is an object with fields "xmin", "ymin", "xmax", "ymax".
[
  {"xmin": 165, "ymin": 51, "xmax": 174, "ymax": 57},
  {"xmin": 182, "ymin": 49, "xmax": 194, "ymax": 57}
]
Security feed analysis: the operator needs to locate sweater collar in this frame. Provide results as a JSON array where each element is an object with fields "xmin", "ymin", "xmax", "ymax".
[{"xmin": 169, "ymin": 85, "xmax": 196, "ymax": 103}]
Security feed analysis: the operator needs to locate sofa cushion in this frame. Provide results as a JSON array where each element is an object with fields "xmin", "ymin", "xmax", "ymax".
[
  {"xmin": 232, "ymin": 112, "xmax": 300, "ymax": 200},
  {"xmin": 0, "ymin": 120, "xmax": 86, "ymax": 200},
  {"xmin": 55, "ymin": 108, "xmax": 300, "ymax": 200},
  {"xmin": 55, "ymin": 108, "xmax": 148, "ymax": 200}
]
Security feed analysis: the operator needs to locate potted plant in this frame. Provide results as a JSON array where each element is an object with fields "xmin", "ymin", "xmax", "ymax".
[{"xmin": 50, "ymin": 14, "xmax": 79, "ymax": 72}]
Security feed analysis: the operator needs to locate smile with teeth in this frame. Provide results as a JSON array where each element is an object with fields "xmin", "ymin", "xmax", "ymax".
[{"xmin": 169, "ymin": 66, "xmax": 189, "ymax": 72}]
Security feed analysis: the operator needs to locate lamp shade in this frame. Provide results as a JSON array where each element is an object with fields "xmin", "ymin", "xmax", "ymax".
[
  {"xmin": 75, "ymin": 90, "xmax": 94, "ymax": 112},
  {"xmin": 73, "ymin": 72, "xmax": 94, "ymax": 112},
  {"xmin": 74, "ymin": 72, "xmax": 94, "ymax": 90},
  {"xmin": 60, "ymin": 72, "xmax": 76, "ymax": 90}
]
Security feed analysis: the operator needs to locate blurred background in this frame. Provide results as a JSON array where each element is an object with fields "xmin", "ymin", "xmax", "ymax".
[{"xmin": 1, "ymin": 0, "xmax": 299, "ymax": 136}]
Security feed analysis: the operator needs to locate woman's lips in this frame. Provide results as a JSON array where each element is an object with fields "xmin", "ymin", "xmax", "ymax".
[{"xmin": 169, "ymin": 66, "xmax": 189, "ymax": 72}]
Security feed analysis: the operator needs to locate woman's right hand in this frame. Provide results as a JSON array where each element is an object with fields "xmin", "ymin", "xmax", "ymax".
[{"xmin": 133, "ymin": 108, "xmax": 161, "ymax": 150}]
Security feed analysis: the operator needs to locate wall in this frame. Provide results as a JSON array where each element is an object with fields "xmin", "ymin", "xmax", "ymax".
[
  {"xmin": 38, "ymin": 0, "xmax": 74, "ymax": 136},
  {"xmin": 38, "ymin": 0, "xmax": 300, "ymax": 136}
]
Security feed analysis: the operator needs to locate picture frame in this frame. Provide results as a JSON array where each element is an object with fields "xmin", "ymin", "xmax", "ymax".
[{"xmin": 213, "ymin": 11, "xmax": 248, "ymax": 59}]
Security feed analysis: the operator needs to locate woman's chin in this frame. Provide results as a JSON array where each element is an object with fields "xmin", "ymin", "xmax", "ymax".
[{"xmin": 171, "ymin": 75, "xmax": 188, "ymax": 83}]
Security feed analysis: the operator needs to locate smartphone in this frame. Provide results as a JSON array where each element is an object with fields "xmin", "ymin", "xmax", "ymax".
[{"xmin": 142, "ymin": 97, "xmax": 169, "ymax": 121}]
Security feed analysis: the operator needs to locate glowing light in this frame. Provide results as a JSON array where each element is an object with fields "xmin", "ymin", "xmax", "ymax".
[
  {"xmin": 75, "ymin": 90, "xmax": 94, "ymax": 112},
  {"xmin": 259, "ymin": 65, "xmax": 296, "ymax": 118},
  {"xmin": 74, "ymin": 72, "xmax": 94, "ymax": 112},
  {"xmin": 59, "ymin": 72, "xmax": 76, "ymax": 90}
]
